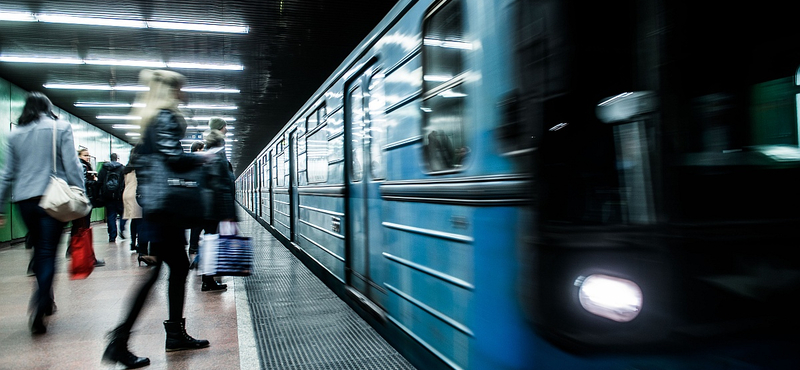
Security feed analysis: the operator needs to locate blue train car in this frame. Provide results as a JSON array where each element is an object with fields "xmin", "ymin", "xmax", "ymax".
[{"xmin": 237, "ymin": 0, "xmax": 800, "ymax": 369}]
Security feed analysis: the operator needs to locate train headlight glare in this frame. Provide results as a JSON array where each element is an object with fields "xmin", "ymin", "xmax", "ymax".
[{"xmin": 577, "ymin": 274, "xmax": 642, "ymax": 322}]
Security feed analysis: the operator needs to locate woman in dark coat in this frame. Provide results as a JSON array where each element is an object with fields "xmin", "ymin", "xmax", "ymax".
[
  {"xmin": 198, "ymin": 128, "xmax": 238, "ymax": 291},
  {"xmin": 102, "ymin": 70, "xmax": 209, "ymax": 369},
  {"xmin": 67, "ymin": 148, "xmax": 105, "ymax": 267}
]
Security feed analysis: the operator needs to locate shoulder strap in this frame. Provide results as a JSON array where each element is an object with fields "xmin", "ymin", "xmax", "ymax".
[{"xmin": 51, "ymin": 119, "xmax": 57, "ymax": 174}]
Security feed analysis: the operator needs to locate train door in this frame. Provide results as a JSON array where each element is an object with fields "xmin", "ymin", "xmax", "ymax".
[
  {"xmin": 254, "ymin": 161, "xmax": 260, "ymax": 217},
  {"xmin": 269, "ymin": 149, "xmax": 274, "ymax": 226},
  {"xmin": 344, "ymin": 64, "xmax": 386, "ymax": 311},
  {"xmin": 289, "ymin": 129, "xmax": 300, "ymax": 242}
]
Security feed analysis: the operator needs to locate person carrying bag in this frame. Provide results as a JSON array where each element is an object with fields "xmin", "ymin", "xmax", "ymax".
[
  {"xmin": 103, "ymin": 70, "xmax": 210, "ymax": 369},
  {"xmin": 0, "ymin": 92, "xmax": 86, "ymax": 335},
  {"xmin": 194, "ymin": 127, "xmax": 249, "ymax": 290}
]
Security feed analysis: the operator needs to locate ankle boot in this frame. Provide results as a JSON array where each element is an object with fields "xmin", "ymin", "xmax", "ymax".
[
  {"xmin": 164, "ymin": 318, "xmax": 210, "ymax": 352},
  {"xmin": 102, "ymin": 327, "xmax": 150, "ymax": 368}
]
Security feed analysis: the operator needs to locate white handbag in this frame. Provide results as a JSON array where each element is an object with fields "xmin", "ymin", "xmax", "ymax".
[{"xmin": 38, "ymin": 120, "xmax": 91, "ymax": 222}]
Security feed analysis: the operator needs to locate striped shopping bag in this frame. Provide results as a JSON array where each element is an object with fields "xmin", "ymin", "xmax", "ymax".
[{"xmin": 199, "ymin": 234, "xmax": 253, "ymax": 276}]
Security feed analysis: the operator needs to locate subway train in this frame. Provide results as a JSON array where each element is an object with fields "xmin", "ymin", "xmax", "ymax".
[{"xmin": 235, "ymin": 0, "xmax": 800, "ymax": 369}]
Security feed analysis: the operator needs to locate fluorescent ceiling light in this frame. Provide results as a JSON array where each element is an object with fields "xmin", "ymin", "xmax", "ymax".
[
  {"xmin": 103, "ymin": 115, "xmax": 235, "ymax": 122},
  {"xmin": 125, "ymin": 132, "xmax": 141, "ymax": 137},
  {"xmin": 189, "ymin": 116, "xmax": 236, "ymax": 122},
  {"xmin": 0, "ymin": 56, "xmax": 82, "ymax": 64},
  {"xmin": 0, "ymin": 11, "xmax": 248, "ymax": 34},
  {"xmin": 76, "ymin": 102, "xmax": 237, "ymax": 110},
  {"xmin": 111, "ymin": 124, "xmax": 142, "ymax": 129},
  {"xmin": 46, "ymin": 84, "xmax": 238, "ymax": 93},
  {"xmin": 84, "ymin": 59, "xmax": 166, "ymax": 68},
  {"xmin": 167, "ymin": 62, "xmax": 243, "ymax": 71},
  {"xmin": 182, "ymin": 87, "xmax": 240, "ymax": 94},
  {"xmin": 146, "ymin": 21, "xmax": 248, "ymax": 34},
  {"xmin": 36, "ymin": 14, "xmax": 146, "ymax": 28},
  {"xmin": 44, "ymin": 83, "xmax": 147, "ymax": 91},
  {"xmin": 2, "ymin": 55, "xmax": 243, "ymax": 71},
  {"xmin": 0, "ymin": 11, "xmax": 36, "ymax": 22},
  {"xmin": 183, "ymin": 104, "xmax": 238, "ymax": 110},
  {"xmin": 99, "ymin": 115, "xmax": 140, "ymax": 120}
]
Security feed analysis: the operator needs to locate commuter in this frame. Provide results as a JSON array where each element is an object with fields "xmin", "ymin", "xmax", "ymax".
[
  {"xmin": 207, "ymin": 117, "xmax": 233, "ymax": 173},
  {"xmin": 199, "ymin": 129, "xmax": 237, "ymax": 292},
  {"xmin": 0, "ymin": 92, "xmax": 85, "ymax": 334},
  {"xmin": 123, "ymin": 145, "xmax": 153, "ymax": 266},
  {"xmin": 103, "ymin": 70, "xmax": 209, "ymax": 369},
  {"xmin": 98, "ymin": 153, "xmax": 126, "ymax": 242},
  {"xmin": 69, "ymin": 148, "xmax": 106, "ymax": 266},
  {"xmin": 187, "ymin": 141, "xmax": 205, "ymax": 255}
]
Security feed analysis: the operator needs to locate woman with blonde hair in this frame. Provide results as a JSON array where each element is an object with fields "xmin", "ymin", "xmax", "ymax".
[{"xmin": 103, "ymin": 70, "xmax": 209, "ymax": 368}]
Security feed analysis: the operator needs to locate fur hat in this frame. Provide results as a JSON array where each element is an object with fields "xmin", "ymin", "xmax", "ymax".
[{"xmin": 208, "ymin": 116, "xmax": 227, "ymax": 131}]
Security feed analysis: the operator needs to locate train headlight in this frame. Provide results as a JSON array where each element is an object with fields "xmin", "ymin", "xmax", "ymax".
[{"xmin": 576, "ymin": 274, "xmax": 642, "ymax": 322}]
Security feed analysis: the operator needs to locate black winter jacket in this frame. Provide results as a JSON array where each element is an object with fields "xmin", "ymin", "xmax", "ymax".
[{"xmin": 204, "ymin": 149, "xmax": 238, "ymax": 222}]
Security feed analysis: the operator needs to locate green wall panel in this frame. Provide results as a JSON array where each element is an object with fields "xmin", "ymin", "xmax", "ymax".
[{"xmin": 0, "ymin": 77, "xmax": 130, "ymax": 243}]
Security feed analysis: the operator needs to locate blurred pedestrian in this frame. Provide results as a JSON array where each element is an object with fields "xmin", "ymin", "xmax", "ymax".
[
  {"xmin": 69, "ymin": 148, "xmax": 105, "ymax": 266},
  {"xmin": 98, "ymin": 153, "xmax": 126, "ymax": 242},
  {"xmin": 0, "ymin": 92, "xmax": 85, "ymax": 334},
  {"xmin": 103, "ymin": 70, "xmax": 209, "ymax": 369},
  {"xmin": 123, "ymin": 145, "xmax": 153, "ymax": 266},
  {"xmin": 198, "ymin": 129, "xmax": 237, "ymax": 292},
  {"xmin": 188, "ymin": 141, "xmax": 205, "ymax": 255}
]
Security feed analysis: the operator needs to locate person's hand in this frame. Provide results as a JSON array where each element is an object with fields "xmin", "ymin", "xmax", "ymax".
[{"xmin": 0, "ymin": 215, "xmax": 6, "ymax": 228}]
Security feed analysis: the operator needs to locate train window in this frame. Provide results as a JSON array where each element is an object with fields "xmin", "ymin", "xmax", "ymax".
[
  {"xmin": 276, "ymin": 151, "xmax": 286, "ymax": 187},
  {"xmin": 350, "ymin": 85, "xmax": 366, "ymax": 182},
  {"xmin": 421, "ymin": 0, "xmax": 469, "ymax": 172},
  {"xmin": 307, "ymin": 126, "xmax": 329, "ymax": 183},
  {"xmin": 306, "ymin": 109, "xmax": 318, "ymax": 132},
  {"xmin": 306, "ymin": 103, "xmax": 327, "ymax": 132},
  {"xmin": 368, "ymin": 70, "xmax": 387, "ymax": 180}
]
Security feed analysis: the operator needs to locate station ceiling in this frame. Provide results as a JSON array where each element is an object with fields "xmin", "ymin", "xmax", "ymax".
[{"xmin": 0, "ymin": 0, "xmax": 398, "ymax": 175}]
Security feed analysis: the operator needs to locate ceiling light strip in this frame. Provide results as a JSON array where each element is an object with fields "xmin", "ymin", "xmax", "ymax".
[
  {"xmin": 0, "ymin": 12, "xmax": 249, "ymax": 34},
  {"xmin": 46, "ymin": 84, "xmax": 239, "ymax": 93},
  {"xmin": 76, "ymin": 102, "xmax": 238, "ymax": 110},
  {"xmin": 100, "ymin": 115, "xmax": 236, "ymax": 121},
  {"xmin": 1, "ymin": 56, "xmax": 243, "ymax": 71}
]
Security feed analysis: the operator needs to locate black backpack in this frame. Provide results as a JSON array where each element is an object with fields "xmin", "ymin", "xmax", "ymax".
[{"xmin": 103, "ymin": 166, "xmax": 124, "ymax": 200}]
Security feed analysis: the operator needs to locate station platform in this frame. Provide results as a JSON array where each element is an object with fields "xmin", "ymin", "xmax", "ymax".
[{"xmin": 0, "ymin": 206, "xmax": 416, "ymax": 370}]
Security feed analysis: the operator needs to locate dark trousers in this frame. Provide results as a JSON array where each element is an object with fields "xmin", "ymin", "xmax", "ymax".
[
  {"xmin": 17, "ymin": 198, "xmax": 66, "ymax": 318},
  {"xmin": 189, "ymin": 226, "xmax": 203, "ymax": 250},
  {"xmin": 129, "ymin": 218, "xmax": 141, "ymax": 250},
  {"xmin": 116, "ymin": 224, "xmax": 190, "ymax": 332},
  {"xmin": 105, "ymin": 201, "xmax": 126, "ymax": 240}
]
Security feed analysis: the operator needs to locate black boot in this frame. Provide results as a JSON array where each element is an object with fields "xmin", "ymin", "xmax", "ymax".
[
  {"xmin": 201, "ymin": 276, "xmax": 227, "ymax": 291},
  {"xmin": 102, "ymin": 327, "xmax": 150, "ymax": 368},
  {"xmin": 164, "ymin": 318, "xmax": 210, "ymax": 352}
]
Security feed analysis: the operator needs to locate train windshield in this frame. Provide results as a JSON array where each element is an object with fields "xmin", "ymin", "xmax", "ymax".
[{"xmin": 537, "ymin": 0, "xmax": 800, "ymax": 227}]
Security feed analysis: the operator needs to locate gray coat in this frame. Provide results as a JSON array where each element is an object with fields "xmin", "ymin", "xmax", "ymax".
[{"xmin": 0, "ymin": 114, "xmax": 85, "ymax": 212}]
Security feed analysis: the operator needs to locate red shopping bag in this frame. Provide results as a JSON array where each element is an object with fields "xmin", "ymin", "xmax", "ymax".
[{"xmin": 69, "ymin": 227, "xmax": 95, "ymax": 279}]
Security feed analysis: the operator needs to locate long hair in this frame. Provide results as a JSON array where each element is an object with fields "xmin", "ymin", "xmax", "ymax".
[
  {"xmin": 17, "ymin": 91, "xmax": 57, "ymax": 125},
  {"xmin": 130, "ymin": 69, "xmax": 186, "ymax": 131}
]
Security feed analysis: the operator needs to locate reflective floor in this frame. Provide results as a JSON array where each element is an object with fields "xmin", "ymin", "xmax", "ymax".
[
  {"xmin": 0, "ymin": 220, "xmax": 251, "ymax": 370},
  {"xmin": 0, "ymin": 207, "xmax": 413, "ymax": 370}
]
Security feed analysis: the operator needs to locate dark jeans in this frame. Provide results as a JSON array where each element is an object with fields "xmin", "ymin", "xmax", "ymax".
[
  {"xmin": 116, "ymin": 223, "xmax": 190, "ymax": 332},
  {"xmin": 17, "ymin": 198, "xmax": 66, "ymax": 318},
  {"xmin": 105, "ymin": 201, "xmax": 126, "ymax": 240}
]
